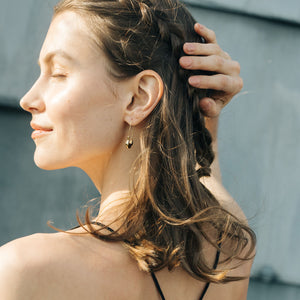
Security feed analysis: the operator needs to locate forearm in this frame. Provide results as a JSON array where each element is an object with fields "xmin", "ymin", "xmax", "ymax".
[
  {"xmin": 203, "ymin": 116, "xmax": 249, "ymax": 223},
  {"xmin": 205, "ymin": 116, "xmax": 222, "ymax": 183},
  {"xmin": 180, "ymin": 24, "xmax": 243, "ymax": 186}
]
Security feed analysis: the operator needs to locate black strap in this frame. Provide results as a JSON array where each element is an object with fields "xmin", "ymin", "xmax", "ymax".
[
  {"xmin": 151, "ymin": 248, "xmax": 220, "ymax": 300},
  {"xmin": 70, "ymin": 222, "xmax": 221, "ymax": 300},
  {"xmin": 151, "ymin": 238, "xmax": 221, "ymax": 300},
  {"xmin": 199, "ymin": 282, "xmax": 210, "ymax": 300},
  {"xmin": 198, "ymin": 247, "xmax": 221, "ymax": 299},
  {"xmin": 213, "ymin": 248, "xmax": 221, "ymax": 270},
  {"xmin": 70, "ymin": 221, "xmax": 114, "ymax": 232},
  {"xmin": 151, "ymin": 272, "xmax": 166, "ymax": 300}
]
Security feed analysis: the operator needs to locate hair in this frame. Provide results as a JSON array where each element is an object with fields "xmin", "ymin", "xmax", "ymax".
[{"xmin": 53, "ymin": 0, "xmax": 256, "ymax": 283}]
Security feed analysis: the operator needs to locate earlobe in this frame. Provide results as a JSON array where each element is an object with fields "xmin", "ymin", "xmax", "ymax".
[{"xmin": 124, "ymin": 70, "xmax": 164, "ymax": 126}]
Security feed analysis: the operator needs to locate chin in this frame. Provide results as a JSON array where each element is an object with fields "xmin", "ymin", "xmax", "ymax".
[
  {"xmin": 34, "ymin": 160, "xmax": 65, "ymax": 171},
  {"xmin": 33, "ymin": 152, "xmax": 69, "ymax": 171}
]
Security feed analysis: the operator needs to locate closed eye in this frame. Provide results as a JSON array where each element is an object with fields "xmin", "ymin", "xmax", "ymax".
[{"xmin": 51, "ymin": 73, "xmax": 67, "ymax": 79}]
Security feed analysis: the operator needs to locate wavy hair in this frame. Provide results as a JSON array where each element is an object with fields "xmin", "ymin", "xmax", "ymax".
[{"xmin": 53, "ymin": 0, "xmax": 256, "ymax": 283}]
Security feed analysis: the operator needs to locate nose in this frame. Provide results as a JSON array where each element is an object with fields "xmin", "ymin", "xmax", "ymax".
[{"xmin": 20, "ymin": 78, "xmax": 46, "ymax": 113}]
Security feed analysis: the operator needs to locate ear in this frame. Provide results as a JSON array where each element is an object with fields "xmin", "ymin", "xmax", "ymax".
[{"xmin": 124, "ymin": 70, "xmax": 164, "ymax": 126}]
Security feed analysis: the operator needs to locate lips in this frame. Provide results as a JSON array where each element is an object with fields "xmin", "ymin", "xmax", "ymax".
[
  {"xmin": 30, "ymin": 122, "xmax": 53, "ymax": 139},
  {"xmin": 30, "ymin": 122, "xmax": 53, "ymax": 131}
]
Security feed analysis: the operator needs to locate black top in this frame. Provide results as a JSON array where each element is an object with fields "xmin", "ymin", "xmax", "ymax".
[
  {"xmin": 71, "ymin": 221, "xmax": 221, "ymax": 300},
  {"xmin": 150, "ymin": 250, "xmax": 221, "ymax": 300}
]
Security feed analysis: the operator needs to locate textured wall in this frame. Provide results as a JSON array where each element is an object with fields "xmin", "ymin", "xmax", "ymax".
[
  {"xmin": 0, "ymin": 0, "xmax": 57, "ymax": 105},
  {"xmin": 185, "ymin": 4, "xmax": 300, "ymax": 285},
  {"xmin": 0, "ymin": 106, "xmax": 98, "ymax": 244},
  {"xmin": 1, "ymin": 0, "xmax": 299, "ymax": 286},
  {"xmin": 186, "ymin": 0, "xmax": 300, "ymax": 24}
]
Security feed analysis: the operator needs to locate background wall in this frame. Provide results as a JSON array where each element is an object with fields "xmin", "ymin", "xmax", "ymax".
[{"xmin": 1, "ymin": 0, "xmax": 299, "ymax": 291}]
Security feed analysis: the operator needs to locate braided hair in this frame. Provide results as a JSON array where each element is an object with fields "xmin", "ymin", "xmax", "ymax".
[{"xmin": 54, "ymin": 0, "xmax": 256, "ymax": 283}]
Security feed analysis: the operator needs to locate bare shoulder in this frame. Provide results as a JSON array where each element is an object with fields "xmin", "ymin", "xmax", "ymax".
[
  {"xmin": 0, "ymin": 233, "xmax": 54, "ymax": 300},
  {"xmin": 0, "ymin": 230, "xmax": 140, "ymax": 300},
  {"xmin": 200, "ymin": 176, "xmax": 256, "ymax": 300},
  {"xmin": 200, "ymin": 175, "xmax": 248, "ymax": 223},
  {"xmin": 204, "ymin": 251, "xmax": 254, "ymax": 300}
]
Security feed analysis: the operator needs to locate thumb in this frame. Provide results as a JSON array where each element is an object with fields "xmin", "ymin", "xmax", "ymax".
[{"xmin": 199, "ymin": 97, "xmax": 222, "ymax": 118}]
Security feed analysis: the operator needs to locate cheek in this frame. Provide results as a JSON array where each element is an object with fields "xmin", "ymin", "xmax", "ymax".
[
  {"xmin": 46, "ymin": 82, "xmax": 125, "ymax": 153},
  {"xmin": 81, "ymin": 103, "xmax": 125, "ymax": 150}
]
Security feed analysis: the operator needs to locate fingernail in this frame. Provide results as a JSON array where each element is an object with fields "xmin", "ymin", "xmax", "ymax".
[
  {"xmin": 180, "ymin": 56, "xmax": 192, "ymax": 66},
  {"xmin": 185, "ymin": 43, "xmax": 195, "ymax": 52},
  {"xmin": 189, "ymin": 77, "xmax": 198, "ymax": 85},
  {"xmin": 196, "ymin": 23, "xmax": 204, "ymax": 30}
]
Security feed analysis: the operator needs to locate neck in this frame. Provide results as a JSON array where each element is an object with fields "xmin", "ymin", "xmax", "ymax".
[{"xmin": 77, "ymin": 137, "xmax": 140, "ymax": 229}]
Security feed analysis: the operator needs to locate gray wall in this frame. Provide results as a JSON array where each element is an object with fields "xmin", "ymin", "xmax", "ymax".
[
  {"xmin": 0, "ymin": 106, "xmax": 99, "ymax": 242},
  {"xmin": 184, "ymin": 3, "xmax": 300, "ymax": 285},
  {"xmin": 1, "ymin": 0, "xmax": 299, "ymax": 287}
]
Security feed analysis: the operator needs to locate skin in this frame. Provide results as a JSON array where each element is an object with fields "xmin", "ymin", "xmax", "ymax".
[
  {"xmin": 181, "ymin": 23, "xmax": 244, "ymax": 182},
  {"xmin": 19, "ymin": 12, "xmax": 165, "ymax": 221},
  {"xmin": 0, "ymin": 12, "xmax": 252, "ymax": 300}
]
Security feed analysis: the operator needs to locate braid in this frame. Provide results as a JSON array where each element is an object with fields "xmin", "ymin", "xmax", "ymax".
[{"xmin": 141, "ymin": 1, "xmax": 214, "ymax": 177}]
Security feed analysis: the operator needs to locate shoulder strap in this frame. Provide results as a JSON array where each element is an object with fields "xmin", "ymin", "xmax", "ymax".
[
  {"xmin": 199, "ymin": 249, "xmax": 221, "ymax": 300},
  {"xmin": 199, "ymin": 235, "xmax": 222, "ymax": 300},
  {"xmin": 71, "ymin": 222, "xmax": 166, "ymax": 298},
  {"xmin": 151, "ymin": 272, "xmax": 166, "ymax": 300},
  {"xmin": 70, "ymin": 222, "xmax": 221, "ymax": 300},
  {"xmin": 69, "ymin": 221, "xmax": 114, "ymax": 232}
]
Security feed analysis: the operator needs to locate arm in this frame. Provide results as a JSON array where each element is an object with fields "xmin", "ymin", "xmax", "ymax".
[
  {"xmin": 179, "ymin": 23, "xmax": 243, "ymax": 184},
  {"xmin": 0, "ymin": 235, "xmax": 48, "ymax": 300},
  {"xmin": 0, "ymin": 240, "xmax": 28, "ymax": 300},
  {"xmin": 179, "ymin": 24, "xmax": 250, "ymax": 226},
  {"xmin": 204, "ymin": 116, "xmax": 221, "ymax": 182}
]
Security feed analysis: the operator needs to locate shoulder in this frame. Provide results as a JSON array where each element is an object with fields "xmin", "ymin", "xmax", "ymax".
[
  {"xmin": 200, "ymin": 175, "xmax": 247, "ymax": 223},
  {"xmin": 0, "ymin": 231, "xmax": 136, "ymax": 299},
  {"xmin": 200, "ymin": 176, "xmax": 256, "ymax": 299},
  {"xmin": 0, "ymin": 233, "xmax": 52, "ymax": 300}
]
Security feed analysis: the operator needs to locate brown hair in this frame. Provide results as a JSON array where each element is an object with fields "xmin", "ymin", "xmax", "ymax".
[{"xmin": 53, "ymin": 0, "xmax": 256, "ymax": 283}]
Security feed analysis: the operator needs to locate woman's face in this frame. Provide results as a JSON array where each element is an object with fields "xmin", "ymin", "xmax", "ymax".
[{"xmin": 20, "ymin": 11, "xmax": 129, "ymax": 171}]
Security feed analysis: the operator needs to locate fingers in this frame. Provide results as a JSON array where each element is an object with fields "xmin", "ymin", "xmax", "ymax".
[
  {"xmin": 194, "ymin": 23, "xmax": 217, "ymax": 44},
  {"xmin": 188, "ymin": 74, "xmax": 243, "ymax": 94},
  {"xmin": 183, "ymin": 41, "xmax": 230, "ymax": 60},
  {"xmin": 181, "ymin": 22, "xmax": 243, "ymax": 117},
  {"xmin": 180, "ymin": 55, "xmax": 241, "ymax": 76},
  {"xmin": 183, "ymin": 43, "xmax": 223, "ymax": 57},
  {"xmin": 199, "ymin": 98, "xmax": 222, "ymax": 118},
  {"xmin": 183, "ymin": 23, "xmax": 231, "ymax": 60}
]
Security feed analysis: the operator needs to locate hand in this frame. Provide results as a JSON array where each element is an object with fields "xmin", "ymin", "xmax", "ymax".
[{"xmin": 179, "ymin": 23, "xmax": 243, "ymax": 118}]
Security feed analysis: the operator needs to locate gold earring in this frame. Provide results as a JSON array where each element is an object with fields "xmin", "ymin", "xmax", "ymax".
[{"xmin": 125, "ymin": 124, "xmax": 133, "ymax": 149}]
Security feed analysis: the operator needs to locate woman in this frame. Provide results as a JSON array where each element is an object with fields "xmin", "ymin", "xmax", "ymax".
[{"xmin": 0, "ymin": 0, "xmax": 255, "ymax": 299}]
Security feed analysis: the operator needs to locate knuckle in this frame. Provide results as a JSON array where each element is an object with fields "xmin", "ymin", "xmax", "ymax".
[
  {"xmin": 203, "ymin": 77, "xmax": 211, "ymax": 88},
  {"xmin": 214, "ymin": 56, "xmax": 224, "ymax": 68},
  {"xmin": 234, "ymin": 61, "xmax": 241, "ymax": 73},
  {"xmin": 224, "ymin": 51, "xmax": 231, "ymax": 59},
  {"xmin": 237, "ymin": 77, "xmax": 244, "ymax": 90},
  {"xmin": 210, "ymin": 30, "xmax": 216, "ymax": 41},
  {"xmin": 220, "ymin": 76, "xmax": 229, "ymax": 88},
  {"xmin": 213, "ymin": 44, "xmax": 221, "ymax": 54}
]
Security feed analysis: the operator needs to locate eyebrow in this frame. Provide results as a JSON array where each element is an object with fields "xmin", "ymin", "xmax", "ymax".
[{"xmin": 38, "ymin": 50, "xmax": 75, "ymax": 66}]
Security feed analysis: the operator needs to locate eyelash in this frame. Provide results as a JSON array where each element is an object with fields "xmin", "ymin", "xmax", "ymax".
[{"xmin": 51, "ymin": 73, "xmax": 67, "ymax": 79}]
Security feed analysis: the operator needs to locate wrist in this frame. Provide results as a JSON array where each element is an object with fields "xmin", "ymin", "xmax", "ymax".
[{"xmin": 205, "ymin": 116, "xmax": 219, "ymax": 142}]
